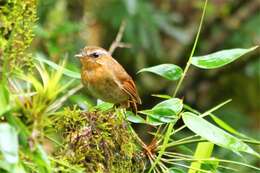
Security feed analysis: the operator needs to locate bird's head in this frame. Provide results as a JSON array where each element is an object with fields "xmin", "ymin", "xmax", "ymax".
[{"xmin": 75, "ymin": 46, "xmax": 110, "ymax": 64}]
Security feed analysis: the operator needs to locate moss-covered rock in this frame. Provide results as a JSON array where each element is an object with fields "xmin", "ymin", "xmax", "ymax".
[{"xmin": 55, "ymin": 108, "xmax": 145, "ymax": 173}]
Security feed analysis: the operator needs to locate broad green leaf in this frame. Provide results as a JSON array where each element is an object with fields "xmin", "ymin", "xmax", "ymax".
[
  {"xmin": 191, "ymin": 46, "xmax": 258, "ymax": 69},
  {"xmin": 209, "ymin": 114, "xmax": 248, "ymax": 139},
  {"xmin": 141, "ymin": 108, "xmax": 178, "ymax": 123},
  {"xmin": 140, "ymin": 98, "xmax": 183, "ymax": 124},
  {"xmin": 0, "ymin": 123, "xmax": 19, "ymax": 164},
  {"xmin": 155, "ymin": 98, "xmax": 183, "ymax": 112},
  {"xmin": 126, "ymin": 111, "xmax": 145, "ymax": 123},
  {"xmin": 146, "ymin": 116, "xmax": 164, "ymax": 126},
  {"xmin": 0, "ymin": 82, "xmax": 11, "ymax": 116},
  {"xmin": 182, "ymin": 112, "xmax": 259, "ymax": 157},
  {"xmin": 35, "ymin": 54, "xmax": 81, "ymax": 79},
  {"xmin": 184, "ymin": 104, "xmax": 248, "ymax": 139},
  {"xmin": 138, "ymin": 64, "xmax": 183, "ymax": 81}
]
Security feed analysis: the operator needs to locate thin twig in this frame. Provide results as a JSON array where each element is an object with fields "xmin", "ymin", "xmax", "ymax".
[
  {"xmin": 109, "ymin": 20, "xmax": 131, "ymax": 54},
  {"xmin": 46, "ymin": 83, "xmax": 83, "ymax": 113}
]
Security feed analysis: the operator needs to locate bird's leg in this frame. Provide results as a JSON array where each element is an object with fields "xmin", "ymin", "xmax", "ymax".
[
  {"xmin": 128, "ymin": 100, "xmax": 138, "ymax": 114},
  {"xmin": 113, "ymin": 103, "xmax": 120, "ymax": 115}
]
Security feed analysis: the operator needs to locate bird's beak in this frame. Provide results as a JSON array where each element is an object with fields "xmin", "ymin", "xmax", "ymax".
[{"xmin": 75, "ymin": 53, "xmax": 84, "ymax": 58}]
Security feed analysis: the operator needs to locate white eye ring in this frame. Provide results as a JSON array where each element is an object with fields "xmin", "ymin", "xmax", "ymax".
[{"xmin": 88, "ymin": 49, "xmax": 108, "ymax": 57}]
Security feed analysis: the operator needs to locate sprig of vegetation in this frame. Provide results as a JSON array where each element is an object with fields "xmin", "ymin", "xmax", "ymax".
[{"xmin": 0, "ymin": 0, "xmax": 37, "ymax": 75}]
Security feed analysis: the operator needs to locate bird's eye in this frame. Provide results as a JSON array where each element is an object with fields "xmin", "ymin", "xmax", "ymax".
[{"xmin": 91, "ymin": 52, "xmax": 99, "ymax": 58}]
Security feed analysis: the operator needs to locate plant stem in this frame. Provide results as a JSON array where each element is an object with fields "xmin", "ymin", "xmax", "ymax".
[
  {"xmin": 164, "ymin": 157, "xmax": 260, "ymax": 171},
  {"xmin": 172, "ymin": 99, "xmax": 231, "ymax": 135},
  {"xmin": 165, "ymin": 161, "xmax": 211, "ymax": 173},
  {"xmin": 173, "ymin": 0, "xmax": 208, "ymax": 97},
  {"xmin": 166, "ymin": 139, "xmax": 205, "ymax": 148},
  {"xmin": 163, "ymin": 138, "xmax": 259, "ymax": 149},
  {"xmin": 148, "ymin": 123, "xmax": 174, "ymax": 173},
  {"xmin": 188, "ymin": 142, "xmax": 215, "ymax": 173}
]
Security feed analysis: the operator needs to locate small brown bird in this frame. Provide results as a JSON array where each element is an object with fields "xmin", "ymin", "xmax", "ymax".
[{"xmin": 76, "ymin": 46, "xmax": 141, "ymax": 112}]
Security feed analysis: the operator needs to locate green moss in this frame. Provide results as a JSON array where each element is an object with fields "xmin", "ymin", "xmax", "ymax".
[
  {"xmin": 55, "ymin": 108, "xmax": 145, "ymax": 173},
  {"xmin": 0, "ymin": 0, "xmax": 37, "ymax": 72}
]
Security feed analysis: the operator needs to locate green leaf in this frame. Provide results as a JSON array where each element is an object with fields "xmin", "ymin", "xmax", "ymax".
[
  {"xmin": 126, "ymin": 111, "xmax": 145, "ymax": 123},
  {"xmin": 0, "ymin": 123, "xmax": 19, "ymax": 164},
  {"xmin": 182, "ymin": 112, "xmax": 259, "ymax": 157},
  {"xmin": 184, "ymin": 104, "xmax": 248, "ymax": 139},
  {"xmin": 0, "ymin": 82, "xmax": 11, "ymax": 116},
  {"xmin": 5, "ymin": 115, "xmax": 52, "ymax": 172},
  {"xmin": 191, "ymin": 46, "xmax": 258, "ymax": 69},
  {"xmin": 93, "ymin": 100, "xmax": 114, "ymax": 111},
  {"xmin": 209, "ymin": 114, "xmax": 248, "ymax": 139},
  {"xmin": 138, "ymin": 64, "xmax": 183, "ymax": 81},
  {"xmin": 5, "ymin": 115, "xmax": 30, "ymax": 147},
  {"xmin": 35, "ymin": 53, "xmax": 81, "ymax": 79},
  {"xmin": 140, "ymin": 98, "xmax": 183, "ymax": 124},
  {"xmin": 146, "ymin": 116, "xmax": 164, "ymax": 126}
]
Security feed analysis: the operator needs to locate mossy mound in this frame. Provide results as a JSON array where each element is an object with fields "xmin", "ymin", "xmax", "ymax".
[{"xmin": 55, "ymin": 108, "xmax": 145, "ymax": 173}]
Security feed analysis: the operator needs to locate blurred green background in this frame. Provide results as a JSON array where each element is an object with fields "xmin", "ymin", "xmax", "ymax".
[{"xmin": 33, "ymin": 0, "xmax": 259, "ymax": 171}]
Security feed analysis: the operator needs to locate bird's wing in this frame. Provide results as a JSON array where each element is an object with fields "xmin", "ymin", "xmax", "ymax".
[
  {"xmin": 121, "ymin": 78, "xmax": 142, "ymax": 104},
  {"xmin": 100, "ymin": 56, "xmax": 141, "ymax": 104}
]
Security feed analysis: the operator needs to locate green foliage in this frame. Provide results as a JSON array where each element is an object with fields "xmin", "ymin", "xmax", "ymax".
[
  {"xmin": 191, "ymin": 46, "xmax": 258, "ymax": 69},
  {"xmin": 0, "ymin": 82, "xmax": 10, "ymax": 116},
  {"xmin": 1, "ymin": 60, "xmax": 77, "ymax": 172},
  {"xmin": 0, "ymin": 123, "xmax": 18, "ymax": 164},
  {"xmin": 36, "ymin": 54, "xmax": 81, "ymax": 79},
  {"xmin": 138, "ymin": 64, "xmax": 183, "ymax": 81},
  {"xmin": 134, "ymin": 1, "xmax": 260, "ymax": 172},
  {"xmin": 139, "ymin": 98, "xmax": 183, "ymax": 125},
  {"xmin": 182, "ymin": 112, "xmax": 258, "ymax": 156},
  {"xmin": 12, "ymin": 61, "xmax": 75, "ymax": 134},
  {"xmin": 34, "ymin": 0, "xmax": 83, "ymax": 60},
  {"xmin": 54, "ymin": 108, "xmax": 145, "ymax": 173},
  {"xmin": 0, "ymin": 0, "xmax": 37, "ymax": 72},
  {"xmin": 188, "ymin": 142, "xmax": 216, "ymax": 173}
]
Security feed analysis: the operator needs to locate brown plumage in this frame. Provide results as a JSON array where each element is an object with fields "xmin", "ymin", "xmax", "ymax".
[{"xmin": 76, "ymin": 46, "xmax": 141, "ymax": 113}]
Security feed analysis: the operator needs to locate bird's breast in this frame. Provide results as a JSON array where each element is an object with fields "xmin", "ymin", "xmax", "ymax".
[{"xmin": 81, "ymin": 66, "xmax": 129, "ymax": 103}]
